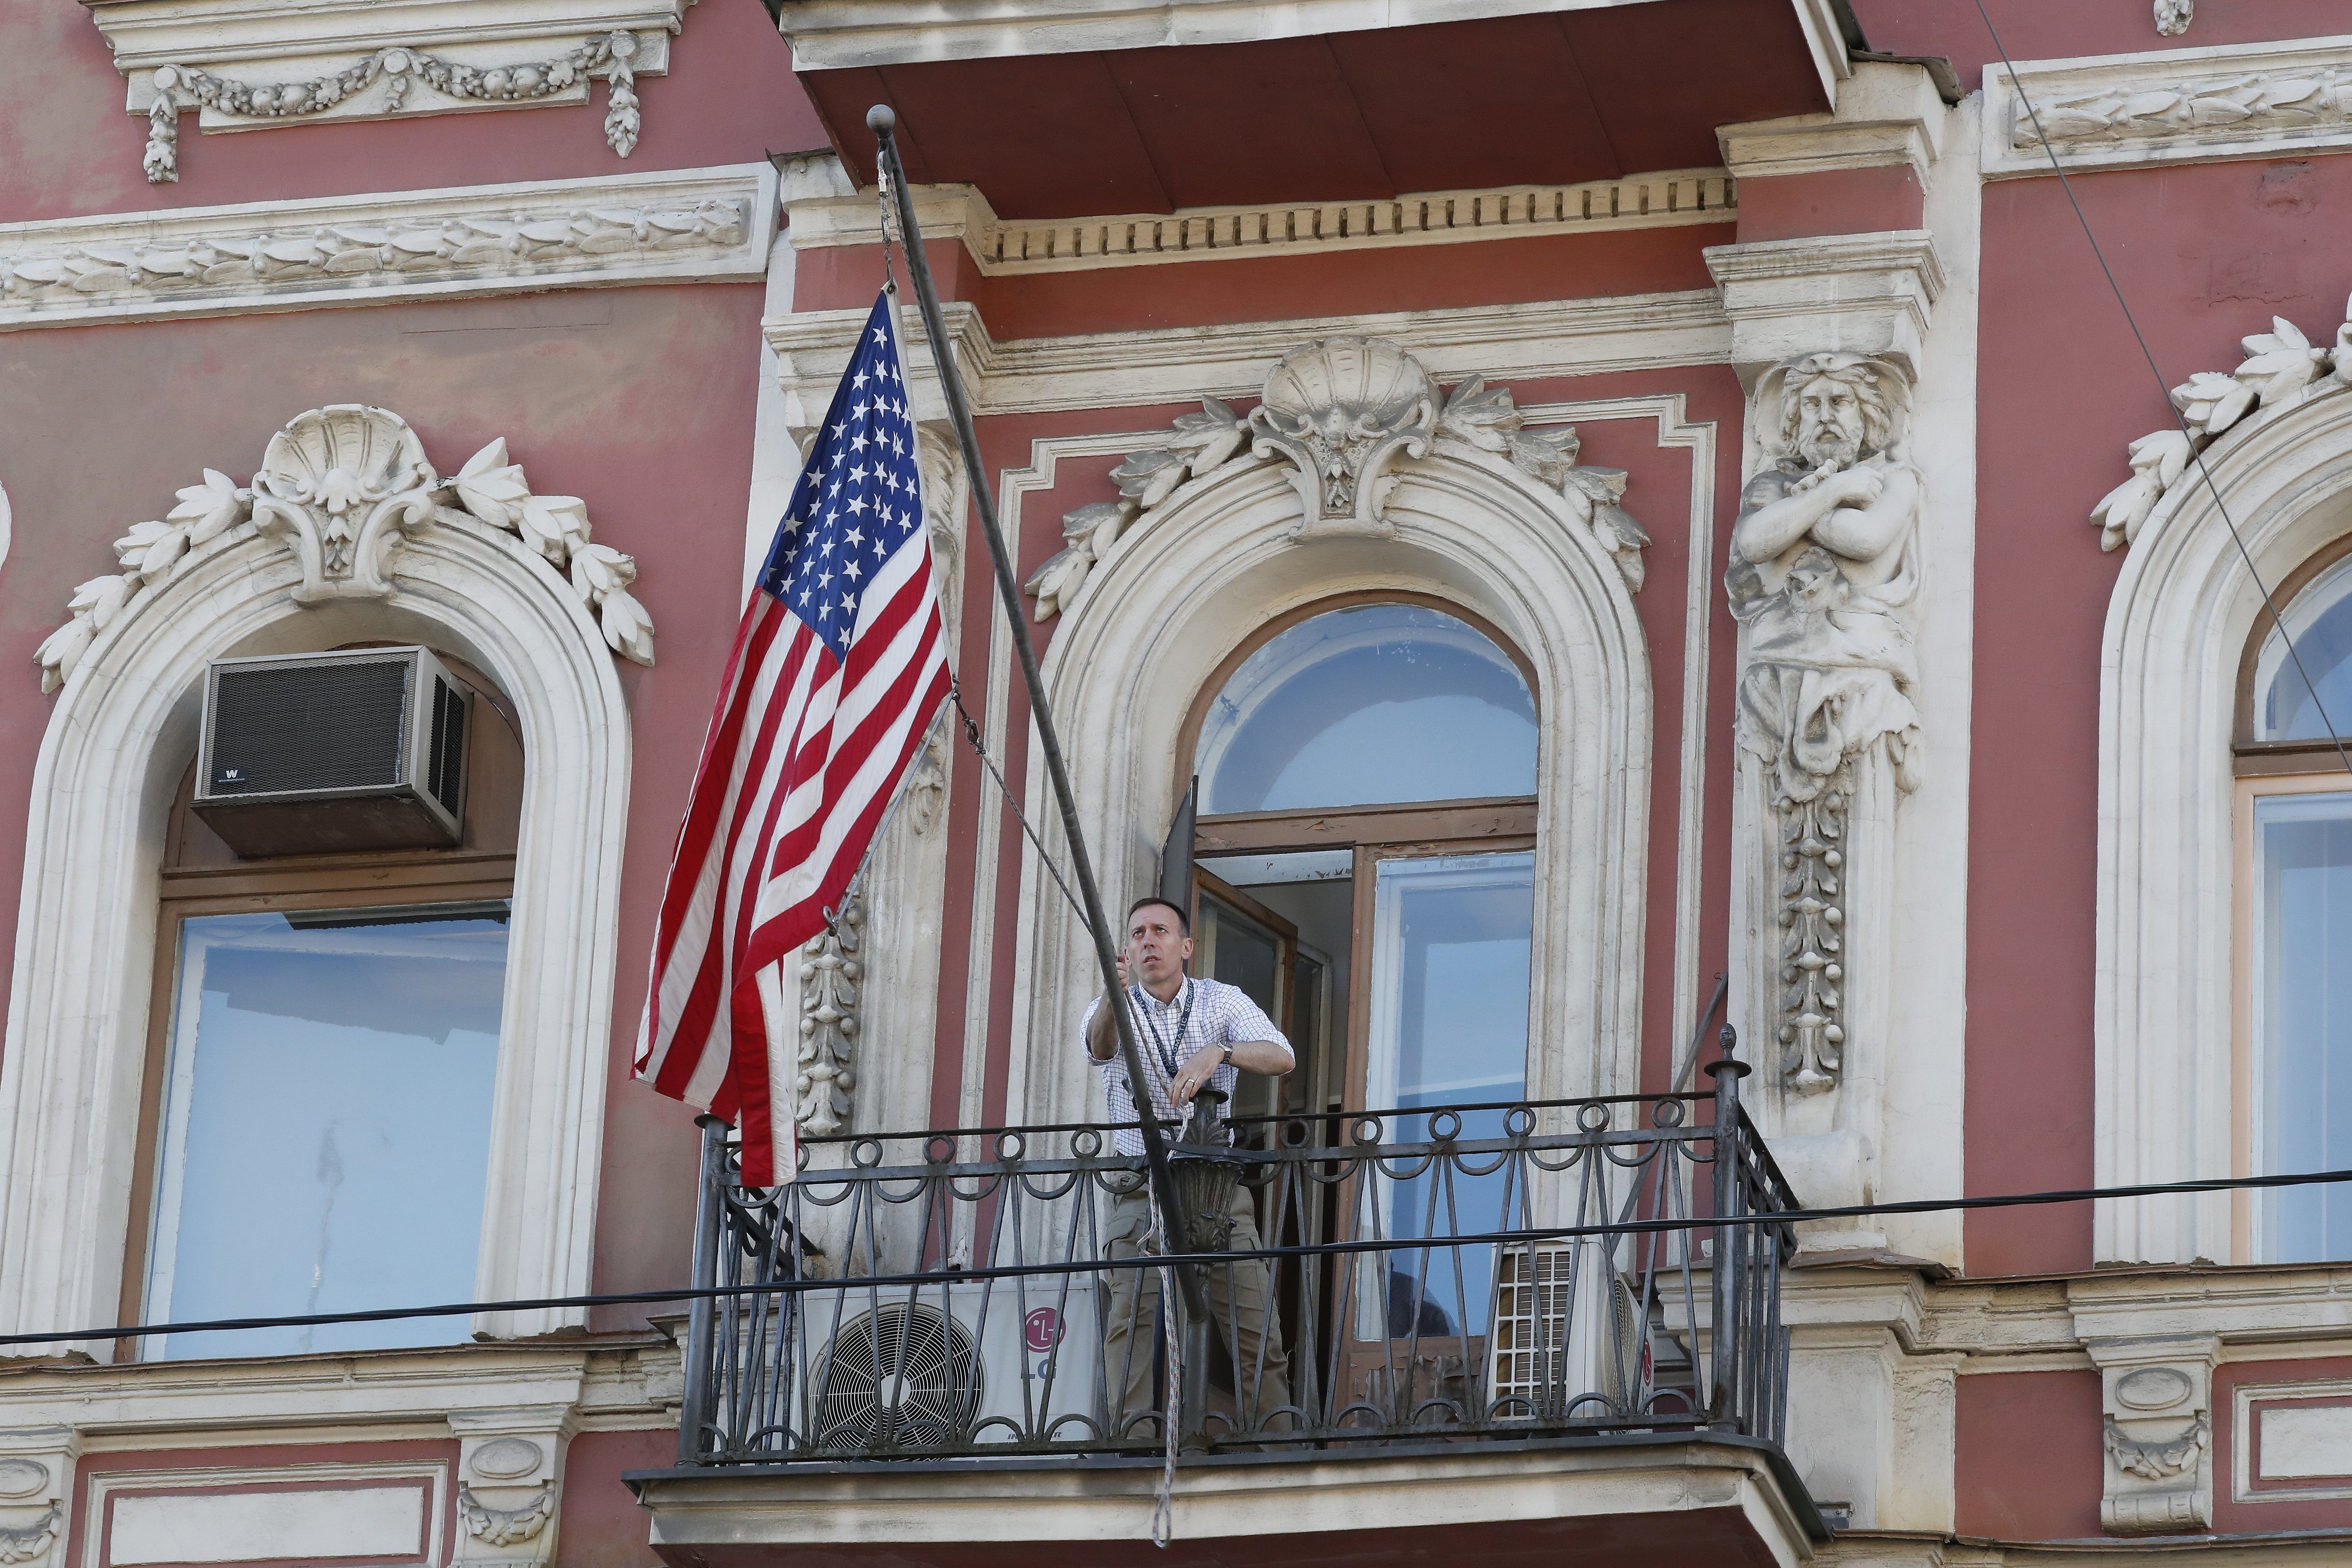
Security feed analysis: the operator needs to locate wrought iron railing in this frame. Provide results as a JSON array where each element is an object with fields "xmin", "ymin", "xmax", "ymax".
[{"xmin": 676, "ymin": 1055, "xmax": 1795, "ymax": 1464}]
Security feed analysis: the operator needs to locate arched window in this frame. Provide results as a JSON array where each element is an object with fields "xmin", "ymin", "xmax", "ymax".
[
  {"xmin": 1194, "ymin": 602, "xmax": 1537, "ymax": 814},
  {"xmin": 1179, "ymin": 598, "xmax": 1540, "ymax": 1130},
  {"xmin": 2239, "ymin": 545, "xmax": 2352, "ymax": 1263},
  {"xmin": 129, "ymin": 653, "xmax": 525, "ymax": 1358}
]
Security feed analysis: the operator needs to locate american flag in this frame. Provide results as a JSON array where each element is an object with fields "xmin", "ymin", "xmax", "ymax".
[{"xmin": 635, "ymin": 290, "xmax": 950, "ymax": 1185}]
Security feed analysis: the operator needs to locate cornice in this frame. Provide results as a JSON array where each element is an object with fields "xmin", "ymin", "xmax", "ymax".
[
  {"xmin": 0, "ymin": 163, "xmax": 774, "ymax": 331},
  {"xmin": 1702, "ymin": 229, "xmax": 1945, "ymax": 383},
  {"xmin": 1985, "ymin": 34, "xmax": 2352, "ymax": 179},
  {"xmin": 786, "ymin": 169, "xmax": 1736, "ymax": 277},
  {"xmin": 761, "ymin": 290, "xmax": 1731, "ymax": 429},
  {"xmin": 1718, "ymin": 60, "xmax": 1950, "ymax": 183}
]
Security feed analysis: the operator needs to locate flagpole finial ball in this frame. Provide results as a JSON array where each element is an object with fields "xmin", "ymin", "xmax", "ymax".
[{"xmin": 866, "ymin": 104, "xmax": 896, "ymax": 136}]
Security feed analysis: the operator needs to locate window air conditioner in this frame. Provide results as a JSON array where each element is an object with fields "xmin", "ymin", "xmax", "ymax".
[
  {"xmin": 1486, "ymin": 1242, "xmax": 1649, "ymax": 1422},
  {"xmin": 792, "ymin": 1285, "xmax": 1099, "ymax": 1453},
  {"xmin": 193, "ymin": 646, "xmax": 469, "ymax": 858}
]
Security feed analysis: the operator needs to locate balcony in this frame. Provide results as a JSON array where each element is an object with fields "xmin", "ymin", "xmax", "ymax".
[
  {"xmin": 781, "ymin": 0, "xmax": 1844, "ymax": 220},
  {"xmin": 629, "ymin": 1075, "xmax": 1827, "ymax": 1567}
]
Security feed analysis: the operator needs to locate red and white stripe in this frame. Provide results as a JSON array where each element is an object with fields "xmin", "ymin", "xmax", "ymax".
[{"xmin": 634, "ymin": 524, "xmax": 948, "ymax": 1185}]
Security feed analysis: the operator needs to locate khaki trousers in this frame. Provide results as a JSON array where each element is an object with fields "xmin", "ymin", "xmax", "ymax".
[{"xmin": 1099, "ymin": 1182, "xmax": 1294, "ymax": 1439}]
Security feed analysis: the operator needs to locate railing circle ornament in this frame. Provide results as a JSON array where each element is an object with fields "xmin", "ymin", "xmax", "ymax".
[
  {"xmin": 1504, "ymin": 1105, "xmax": 1536, "ymax": 1138},
  {"xmin": 1428, "ymin": 1109, "xmax": 1462, "ymax": 1143},
  {"xmin": 850, "ymin": 1137, "xmax": 884, "ymax": 1168},
  {"xmin": 1576, "ymin": 1101, "xmax": 1610, "ymax": 1133},
  {"xmin": 925, "ymin": 1135, "xmax": 956, "ymax": 1164},
  {"xmin": 995, "ymin": 1130, "xmax": 1026, "ymax": 1163},
  {"xmin": 1654, "ymin": 1097, "xmax": 1686, "ymax": 1127},
  {"xmin": 1350, "ymin": 1115, "xmax": 1384, "ymax": 1146},
  {"xmin": 1072, "ymin": 1127, "xmax": 1102, "ymax": 1158}
]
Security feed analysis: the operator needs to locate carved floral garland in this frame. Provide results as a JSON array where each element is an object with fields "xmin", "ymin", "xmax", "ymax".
[
  {"xmin": 2090, "ymin": 295, "xmax": 2352, "ymax": 551},
  {"xmin": 144, "ymin": 32, "xmax": 646, "ymax": 184},
  {"xmin": 2, "ymin": 196, "xmax": 746, "ymax": 306},
  {"xmin": 37, "ymin": 404, "xmax": 655, "ymax": 693},
  {"xmin": 1024, "ymin": 338, "xmax": 1648, "ymax": 620}
]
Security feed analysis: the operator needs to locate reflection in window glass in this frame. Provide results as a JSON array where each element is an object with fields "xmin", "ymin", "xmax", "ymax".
[
  {"xmin": 2258, "ymin": 795, "xmax": 2352, "ymax": 1263},
  {"xmin": 1195, "ymin": 604, "xmax": 1536, "ymax": 813},
  {"xmin": 1360, "ymin": 852, "xmax": 1534, "ymax": 1337},
  {"xmin": 145, "ymin": 906, "xmax": 508, "ymax": 1358},
  {"xmin": 2257, "ymin": 557, "xmax": 2352, "ymax": 741}
]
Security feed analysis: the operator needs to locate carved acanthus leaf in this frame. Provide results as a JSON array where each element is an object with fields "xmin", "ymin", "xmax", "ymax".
[
  {"xmin": 0, "ymin": 197, "xmax": 746, "ymax": 309},
  {"xmin": 1022, "ymin": 351, "xmax": 1653, "ymax": 619},
  {"xmin": 0, "ymin": 1504, "xmax": 58, "ymax": 1565},
  {"xmin": 144, "ymin": 34, "xmax": 646, "ymax": 184},
  {"xmin": 36, "ymin": 408, "xmax": 656, "ymax": 692},
  {"xmin": 458, "ymin": 1481, "xmax": 556, "ymax": 1546},
  {"xmin": 796, "ymin": 895, "xmax": 864, "ymax": 1137},
  {"xmin": 2090, "ymin": 297, "xmax": 2352, "ymax": 549},
  {"xmin": 2016, "ymin": 67, "xmax": 2346, "ymax": 153},
  {"xmin": 2105, "ymin": 1415, "xmax": 2208, "ymax": 1481}
]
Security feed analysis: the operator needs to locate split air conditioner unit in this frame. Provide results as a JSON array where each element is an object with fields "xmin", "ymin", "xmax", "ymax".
[
  {"xmin": 192, "ymin": 646, "xmax": 470, "ymax": 858},
  {"xmin": 791, "ymin": 1285, "xmax": 1099, "ymax": 1454},
  {"xmin": 1486, "ymin": 1242, "xmax": 1649, "ymax": 1422}
]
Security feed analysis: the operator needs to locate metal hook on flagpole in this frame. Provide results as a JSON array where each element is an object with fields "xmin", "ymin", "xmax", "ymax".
[{"xmin": 873, "ymin": 121, "xmax": 901, "ymax": 297}]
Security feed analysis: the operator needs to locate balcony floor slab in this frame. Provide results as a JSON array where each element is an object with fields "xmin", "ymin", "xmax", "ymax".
[{"xmin": 628, "ymin": 1433, "xmax": 1826, "ymax": 1568}]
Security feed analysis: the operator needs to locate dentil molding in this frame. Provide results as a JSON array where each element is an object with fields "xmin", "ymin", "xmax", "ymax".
[
  {"xmin": 0, "ymin": 164, "xmax": 772, "ymax": 331},
  {"xmin": 1023, "ymin": 337, "xmax": 1651, "ymax": 617},
  {"xmin": 787, "ymin": 168, "xmax": 1736, "ymax": 277},
  {"xmin": 36, "ymin": 404, "xmax": 655, "ymax": 694},
  {"xmin": 1985, "ymin": 34, "xmax": 2352, "ymax": 179},
  {"xmin": 83, "ymin": 0, "xmax": 692, "ymax": 181}
]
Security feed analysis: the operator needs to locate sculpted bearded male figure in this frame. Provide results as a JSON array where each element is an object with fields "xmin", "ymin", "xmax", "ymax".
[{"xmin": 1727, "ymin": 352, "xmax": 1925, "ymax": 801}]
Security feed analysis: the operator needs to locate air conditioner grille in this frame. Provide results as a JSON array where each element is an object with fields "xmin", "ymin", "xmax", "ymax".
[
  {"xmin": 207, "ymin": 657, "xmax": 411, "ymax": 796},
  {"xmin": 427, "ymin": 675, "xmax": 466, "ymax": 817},
  {"xmin": 812, "ymin": 1304, "xmax": 980, "ymax": 1452}
]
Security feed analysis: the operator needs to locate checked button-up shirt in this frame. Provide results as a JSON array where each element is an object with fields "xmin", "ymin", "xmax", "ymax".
[{"xmin": 1080, "ymin": 976, "xmax": 1292, "ymax": 1156}]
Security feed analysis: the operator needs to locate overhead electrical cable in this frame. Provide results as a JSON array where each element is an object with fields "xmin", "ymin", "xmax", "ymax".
[{"xmin": 25, "ymin": 1160, "xmax": 2352, "ymax": 1350}]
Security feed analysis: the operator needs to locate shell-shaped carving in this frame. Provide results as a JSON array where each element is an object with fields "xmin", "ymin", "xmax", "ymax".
[
  {"xmin": 255, "ymin": 404, "xmax": 435, "ymax": 511},
  {"xmin": 1256, "ymin": 337, "xmax": 1436, "ymax": 435}
]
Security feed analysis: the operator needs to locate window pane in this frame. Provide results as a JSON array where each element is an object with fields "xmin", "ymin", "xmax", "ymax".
[
  {"xmin": 1195, "ymin": 604, "xmax": 1536, "ymax": 813},
  {"xmin": 145, "ymin": 907, "xmax": 508, "ymax": 1358},
  {"xmin": 2257, "ymin": 557, "xmax": 2352, "ymax": 740},
  {"xmin": 2258, "ymin": 794, "xmax": 2352, "ymax": 1262},
  {"xmin": 1360, "ymin": 852, "xmax": 1534, "ymax": 1338}
]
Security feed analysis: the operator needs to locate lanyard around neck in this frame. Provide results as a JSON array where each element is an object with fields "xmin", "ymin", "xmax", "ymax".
[{"xmin": 1129, "ymin": 978, "xmax": 1194, "ymax": 1081}]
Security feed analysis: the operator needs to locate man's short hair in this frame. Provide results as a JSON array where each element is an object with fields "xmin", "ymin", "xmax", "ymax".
[{"xmin": 1127, "ymin": 894, "xmax": 1191, "ymax": 936}]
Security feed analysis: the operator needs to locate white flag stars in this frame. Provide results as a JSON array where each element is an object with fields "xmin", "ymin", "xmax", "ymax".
[{"xmin": 761, "ymin": 309, "xmax": 925, "ymax": 658}]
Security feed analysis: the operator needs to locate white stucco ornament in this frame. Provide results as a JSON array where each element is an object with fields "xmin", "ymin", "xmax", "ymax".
[
  {"xmin": 2090, "ymin": 297, "xmax": 2352, "ymax": 551},
  {"xmin": 35, "ymin": 404, "xmax": 655, "ymax": 693},
  {"xmin": 1023, "ymin": 336, "xmax": 1648, "ymax": 619},
  {"xmin": 1729, "ymin": 351, "xmax": 1924, "ymax": 1098}
]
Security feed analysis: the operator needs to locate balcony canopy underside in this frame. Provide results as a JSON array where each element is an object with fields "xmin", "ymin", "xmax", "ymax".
[
  {"xmin": 631, "ymin": 1434, "xmax": 1826, "ymax": 1568},
  {"xmin": 795, "ymin": 0, "xmax": 1832, "ymax": 219}
]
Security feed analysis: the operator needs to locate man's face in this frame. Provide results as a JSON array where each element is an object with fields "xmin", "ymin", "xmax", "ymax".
[
  {"xmin": 1796, "ymin": 378, "xmax": 1865, "ymax": 468},
  {"xmin": 1125, "ymin": 904, "xmax": 1193, "ymax": 989}
]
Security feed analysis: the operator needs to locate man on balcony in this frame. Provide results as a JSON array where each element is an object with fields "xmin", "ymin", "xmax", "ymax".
[{"xmin": 1085, "ymin": 895, "xmax": 1297, "ymax": 1439}]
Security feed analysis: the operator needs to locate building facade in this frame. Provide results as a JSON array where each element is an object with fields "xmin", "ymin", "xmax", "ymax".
[{"xmin": 3, "ymin": 0, "xmax": 2352, "ymax": 1562}]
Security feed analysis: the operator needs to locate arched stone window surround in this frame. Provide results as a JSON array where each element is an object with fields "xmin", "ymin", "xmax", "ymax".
[
  {"xmin": 0, "ymin": 501, "xmax": 631, "ymax": 1350},
  {"xmin": 2098, "ymin": 390, "xmax": 2352, "ymax": 1266},
  {"xmin": 1001, "ymin": 441, "xmax": 1653, "ymax": 1133}
]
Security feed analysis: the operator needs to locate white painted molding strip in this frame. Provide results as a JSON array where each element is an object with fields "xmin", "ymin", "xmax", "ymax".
[
  {"xmin": 763, "ymin": 289, "xmax": 1731, "ymax": 423},
  {"xmin": 1984, "ymin": 34, "xmax": 2352, "ymax": 178},
  {"xmin": 0, "ymin": 162, "xmax": 775, "ymax": 330},
  {"xmin": 787, "ymin": 170, "xmax": 1734, "ymax": 276}
]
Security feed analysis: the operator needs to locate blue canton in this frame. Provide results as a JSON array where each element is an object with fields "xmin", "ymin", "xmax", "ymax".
[{"xmin": 760, "ymin": 292, "xmax": 923, "ymax": 660}]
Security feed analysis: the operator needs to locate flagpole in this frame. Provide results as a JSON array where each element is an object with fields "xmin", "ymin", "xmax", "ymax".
[{"xmin": 866, "ymin": 103, "xmax": 1206, "ymax": 1321}]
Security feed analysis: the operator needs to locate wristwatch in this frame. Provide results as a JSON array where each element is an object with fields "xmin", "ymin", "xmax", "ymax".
[{"xmin": 1217, "ymin": 1042, "xmax": 1234, "ymax": 1067}]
